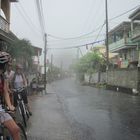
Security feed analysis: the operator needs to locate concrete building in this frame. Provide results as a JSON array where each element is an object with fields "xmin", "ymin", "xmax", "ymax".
[
  {"xmin": 32, "ymin": 46, "xmax": 42, "ymax": 73},
  {"xmin": 0, "ymin": 0, "xmax": 18, "ymax": 49},
  {"xmin": 129, "ymin": 7, "xmax": 140, "ymax": 66},
  {"xmin": 106, "ymin": 7, "xmax": 140, "ymax": 94},
  {"xmin": 108, "ymin": 22, "xmax": 138, "ymax": 68}
]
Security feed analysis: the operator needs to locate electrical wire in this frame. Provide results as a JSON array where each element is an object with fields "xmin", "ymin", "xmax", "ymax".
[
  {"xmin": 81, "ymin": 0, "xmax": 98, "ymax": 33},
  {"xmin": 18, "ymin": 2, "xmax": 42, "ymax": 35},
  {"xmin": 35, "ymin": 0, "xmax": 46, "ymax": 39},
  {"xmin": 109, "ymin": 5, "xmax": 140, "ymax": 21},
  {"xmin": 14, "ymin": 5, "xmax": 42, "ymax": 38},
  {"xmin": 48, "ymin": 33, "xmax": 105, "ymax": 44},
  {"xmin": 48, "ymin": 5, "xmax": 140, "ymax": 41},
  {"xmin": 85, "ymin": 0, "xmax": 104, "ymax": 34},
  {"xmin": 47, "ymin": 39, "xmax": 104, "ymax": 50},
  {"xmin": 48, "ymin": 24, "xmax": 105, "ymax": 40}
]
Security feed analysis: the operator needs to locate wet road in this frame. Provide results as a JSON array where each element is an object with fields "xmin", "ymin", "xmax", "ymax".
[{"xmin": 28, "ymin": 78, "xmax": 140, "ymax": 140}]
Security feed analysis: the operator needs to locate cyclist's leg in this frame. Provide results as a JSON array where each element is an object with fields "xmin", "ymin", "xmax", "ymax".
[{"xmin": 2, "ymin": 113, "xmax": 20, "ymax": 140}]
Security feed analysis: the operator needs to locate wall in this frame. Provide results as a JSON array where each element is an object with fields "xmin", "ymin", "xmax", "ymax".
[
  {"xmin": 85, "ymin": 72, "xmax": 106, "ymax": 84},
  {"xmin": 107, "ymin": 69, "xmax": 138, "ymax": 89}
]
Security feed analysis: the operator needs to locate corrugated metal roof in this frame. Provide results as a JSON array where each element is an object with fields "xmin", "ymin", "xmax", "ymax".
[{"xmin": 129, "ymin": 7, "xmax": 140, "ymax": 20}]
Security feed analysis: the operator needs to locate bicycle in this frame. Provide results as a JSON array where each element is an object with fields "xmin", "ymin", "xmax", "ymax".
[
  {"xmin": 0, "ymin": 109, "xmax": 27, "ymax": 140},
  {"xmin": 12, "ymin": 87, "xmax": 30, "ymax": 128}
]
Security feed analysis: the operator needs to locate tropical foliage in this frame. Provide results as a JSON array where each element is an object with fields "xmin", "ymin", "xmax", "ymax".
[
  {"xmin": 71, "ymin": 51, "xmax": 106, "ymax": 82},
  {"xmin": 8, "ymin": 39, "xmax": 35, "ymax": 71},
  {"xmin": 72, "ymin": 52, "xmax": 105, "ymax": 74}
]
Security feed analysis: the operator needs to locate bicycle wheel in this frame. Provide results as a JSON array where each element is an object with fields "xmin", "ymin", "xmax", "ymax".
[
  {"xmin": 17, "ymin": 123, "xmax": 27, "ymax": 140},
  {"xmin": 19, "ymin": 103, "xmax": 27, "ymax": 128}
]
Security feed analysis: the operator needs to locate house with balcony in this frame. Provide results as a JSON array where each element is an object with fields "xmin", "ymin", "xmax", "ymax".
[
  {"xmin": 108, "ymin": 22, "xmax": 138, "ymax": 68},
  {"xmin": 0, "ymin": 0, "xmax": 18, "ymax": 50},
  {"xmin": 129, "ymin": 7, "xmax": 140, "ymax": 43}
]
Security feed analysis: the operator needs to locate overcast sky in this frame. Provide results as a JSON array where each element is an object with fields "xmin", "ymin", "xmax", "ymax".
[{"xmin": 10, "ymin": 0, "xmax": 140, "ymax": 69}]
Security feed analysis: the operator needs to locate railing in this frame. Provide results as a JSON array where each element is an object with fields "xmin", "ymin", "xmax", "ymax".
[
  {"xmin": 109, "ymin": 39, "xmax": 125, "ymax": 52},
  {"xmin": 131, "ymin": 28, "xmax": 140, "ymax": 39},
  {"xmin": 109, "ymin": 38, "xmax": 136, "ymax": 52},
  {"xmin": 0, "ymin": 15, "xmax": 9, "ymax": 33}
]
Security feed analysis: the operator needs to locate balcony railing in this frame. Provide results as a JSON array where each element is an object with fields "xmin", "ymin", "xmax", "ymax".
[
  {"xmin": 109, "ymin": 38, "xmax": 136, "ymax": 52},
  {"xmin": 109, "ymin": 39, "xmax": 125, "ymax": 52},
  {"xmin": 0, "ymin": 15, "xmax": 9, "ymax": 33},
  {"xmin": 131, "ymin": 28, "xmax": 140, "ymax": 39}
]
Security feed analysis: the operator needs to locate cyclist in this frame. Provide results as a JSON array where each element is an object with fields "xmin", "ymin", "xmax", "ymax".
[
  {"xmin": 12, "ymin": 64, "xmax": 32, "ymax": 115},
  {"xmin": 0, "ymin": 51, "xmax": 20, "ymax": 140}
]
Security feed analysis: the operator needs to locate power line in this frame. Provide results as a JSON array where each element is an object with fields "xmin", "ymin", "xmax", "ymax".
[
  {"xmin": 35, "ymin": 0, "xmax": 46, "ymax": 39},
  {"xmin": 85, "ymin": 0, "xmax": 104, "ymax": 34},
  {"xmin": 48, "ymin": 24, "xmax": 105, "ymax": 40},
  {"xmin": 40, "ymin": 0, "xmax": 46, "ymax": 32},
  {"xmin": 47, "ymin": 5, "xmax": 140, "ymax": 41},
  {"xmin": 14, "ymin": 5, "xmax": 42, "ymax": 38},
  {"xmin": 81, "ymin": 0, "xmax": 98, "ymax": 33},
  {"xmin": 93, "ymin": 23, "xmax": 105, "ymax": 43},
  {"xmin": 48, "ymin": 33, "xmax": 105, "ymax": 44},
  {"xmin": 18, "ymin": 2, "xmax": 42, "ymax": 35},
  {"xmin": 109, "ymin": 5, "xmax": 140, "ymax": 21},
  {"xmin": 47, "ymin": 39, "xmax": 104, "ymax": 50}
]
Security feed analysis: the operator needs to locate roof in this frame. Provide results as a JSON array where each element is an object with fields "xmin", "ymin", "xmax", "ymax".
[
  {"xmin": 129, "ymin": 7, "xmax": 140, "ymax": 20},
  {"xmin": 109, "ymin": 22, "xmax": 131, "ymax": 35},
  {"xmin": 10, "ymin": 0, "xmax": 18, "ymax": 2}
]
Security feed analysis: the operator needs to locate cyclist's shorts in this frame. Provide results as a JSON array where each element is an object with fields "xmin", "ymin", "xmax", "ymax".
[
  {"xmin": 0, "ymin": 112, "xmax": 12, "ymax": 123},
  {"xmin": 14, "ymin": 89, "xmax": 28, "ymax": 107}
]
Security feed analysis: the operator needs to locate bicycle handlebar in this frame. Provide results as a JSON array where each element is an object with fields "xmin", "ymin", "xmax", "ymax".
[{"xmin": 12, "ymin": 87, "xmax": 25, "ymax": 93}]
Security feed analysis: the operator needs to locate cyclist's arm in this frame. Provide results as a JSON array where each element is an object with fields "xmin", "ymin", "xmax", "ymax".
[
  {"xmin": 3, "ymin": 80, "xmax": 14, "ymax": 110},
  {"xmin": 5, "ymin": 79, "xmax": 12, "ymax": 93}
]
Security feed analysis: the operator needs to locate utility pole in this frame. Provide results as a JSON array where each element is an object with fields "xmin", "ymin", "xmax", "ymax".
[
  {"xmin": 51, "ymin": 54, "xmax": 53, "ymax": 72},
  {"xmin": 105, "ymin": 0, "xmax": 109, "ymax": 69},
  {"xmin": 44, "ymin": 33, "xmax": 47, "ymax": 93},
  {"xmin": 77, "ymin": 47, "xmax": 80, "ymax": 60}
]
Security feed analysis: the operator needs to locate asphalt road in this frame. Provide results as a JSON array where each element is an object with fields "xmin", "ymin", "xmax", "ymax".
[{"xmin": 27, "ymin": 78, "xmax": 140, "ymax": 140}]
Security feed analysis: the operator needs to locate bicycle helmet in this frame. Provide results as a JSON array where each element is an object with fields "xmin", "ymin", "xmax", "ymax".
[{"xmin": 0, "ymin": 51, "xmax": 11, "ymax": 64}]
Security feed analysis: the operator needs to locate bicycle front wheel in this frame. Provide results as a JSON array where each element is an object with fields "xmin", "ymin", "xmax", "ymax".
[
  {"xmin": 19, "ymin": 103, "xmax": 27, "ymax": 128},
  {"xmin": 17, "ymin": 123, "xmax": 27, "ymax": 140}
]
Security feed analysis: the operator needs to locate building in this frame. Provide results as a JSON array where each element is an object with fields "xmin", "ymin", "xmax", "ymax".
[
  {"xmin": 92, "ymin": 45, "xmax": 118, "ymax": 65},
  {"xmin": 108, "ymin": 22, "xmax": 138, "ymax": 68},
  {"xmin": 0, "ymin": 0, "xmax": 18, "ymax": 49},
  {"xmin": 129, "ymin": 7, "xmax": 140, "ymax": 66},
  {"xmin": 106, "ymin": 7, "xmax": 140, "ymax": 94},
  {"xmin": 32, "ymin": 46, "xmax": 42, "ymax": 73},
  {"xmin": 129, "ymin": 7, "xmax": 140, "ymax": 42}
]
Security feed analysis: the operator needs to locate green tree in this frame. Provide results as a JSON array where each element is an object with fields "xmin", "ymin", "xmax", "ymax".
[
  {"xmin": 8, "ymin": 39, "xmax": 35, "ymax": 71},
  {"xmin": 72, "ymin": 52, "xmax": 105, "ymax": 83}
]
